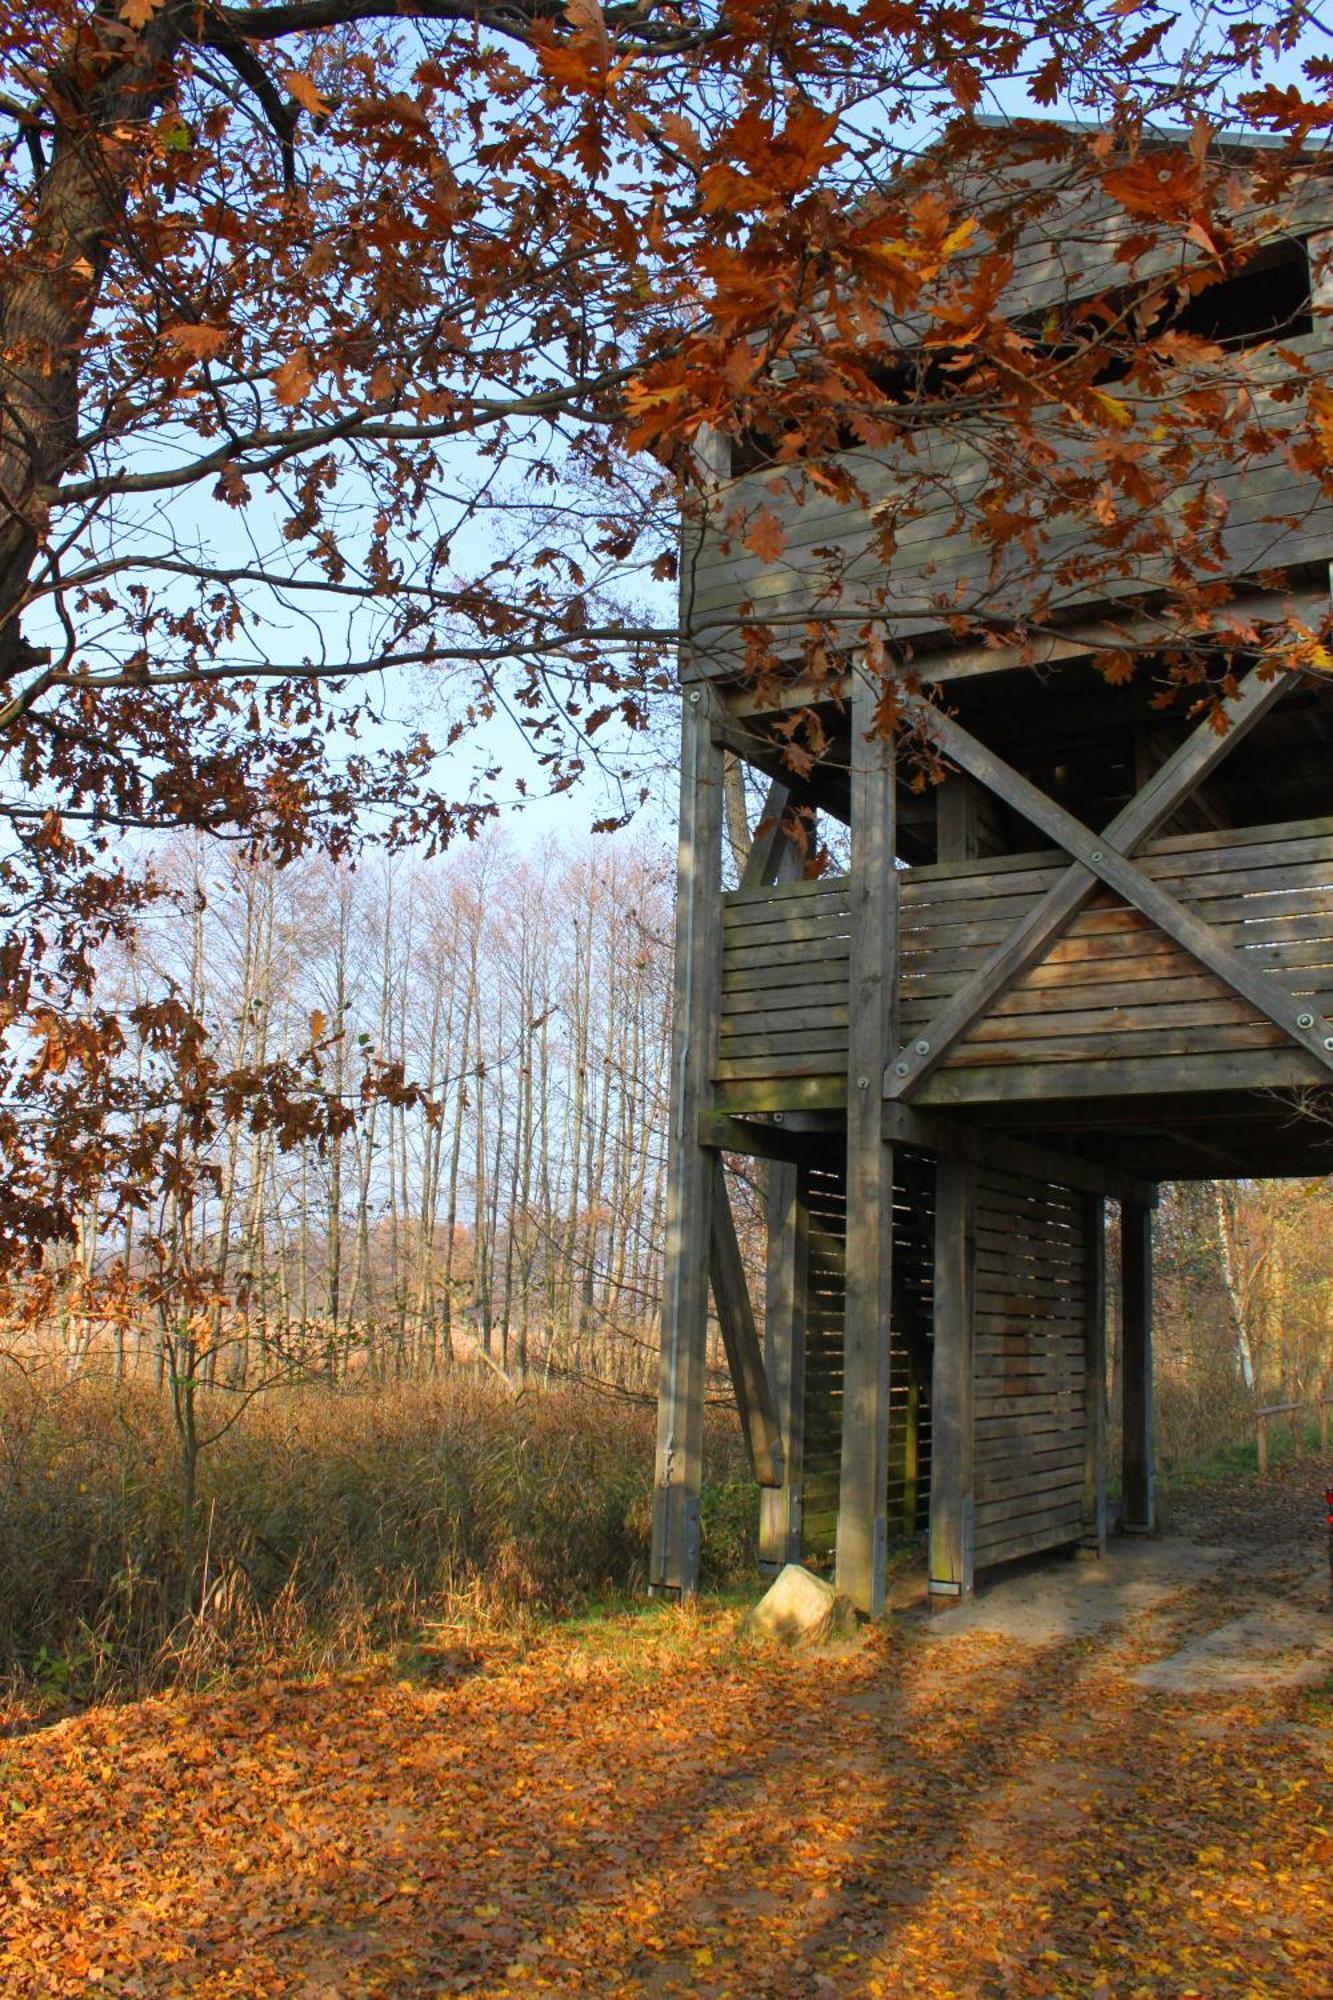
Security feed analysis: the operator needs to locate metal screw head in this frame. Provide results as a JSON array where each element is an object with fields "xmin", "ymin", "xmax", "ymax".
[
  {"xmin": 1298, "ymin": 1012, "xmax": 1316, "ymax": 1030},
  {"xmin": 686, "ymin": 689, "xmax": 701, "ymax": 704},
  {"xmin": 914, "ymin": 1039, "xmax": 931, "ymax": 1056},
  {"xmin": 856, "ymin": 1074, "xmax": 869, "ymax": 1090},
  {"xmin": 772, "ymin": 1112, "xmax": 785, "ymax": 1124},
  {"xmin": 1325, "ymin": 1038, "xmax": 1333, "ymax": 1052},
  {"xmin": 1090, "ymin": 848, "xmax": 1104, "ymax": 863},
  {"xmin": 894, "ymin": 1060, "xmax": 909, "ymax": 1076}
]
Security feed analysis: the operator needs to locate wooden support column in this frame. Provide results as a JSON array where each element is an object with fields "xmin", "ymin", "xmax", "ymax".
[
  {"xmin": 928, "ymin": 1158, "xmax": 976, "ymax": 1603},
  {"xmin": 759, "ymin": 1160, "xmax": 808, "ymax": 1570},
  {"xmin": 1080, "ymin": 1195, "xmax": 1108, "ymax": 1557},
  {"xmin": 836, "ymin": 665, "xmax": 898, "ymax": 1617},
  {"xmin": 708, "ymin": 1156, "xmax": 784, "ymax": 1489},
  {"xmin": 651, "ymin": 687, "xmax": 725, "ymax": 1597},
  {"xmin": 1121, "ymin": 1201, "xmax": 1156, "ymax": 1535}
]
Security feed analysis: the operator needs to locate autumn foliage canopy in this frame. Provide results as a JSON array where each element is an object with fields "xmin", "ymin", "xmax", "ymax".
[{"xmin": 0, "ymin": 0, "xmax": 1330, "ymax": 1262}]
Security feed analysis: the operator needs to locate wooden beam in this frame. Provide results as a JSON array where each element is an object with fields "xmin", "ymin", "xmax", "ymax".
[
  {"xmin": 1081, "ymin": 1195, "xmax": 1108, "ymax": 1558},
  {"xmin": 1121, "ymin": 1202, "xmax": 1156, "ymax": 1534},
  {"xmin": 707, "ymin": 1158, "xmax": 785, "ymax": 1490},
  {"xmin": 917, "ymin": 1046, "xmax": 1327, "ymax": 1106},
  {"xmin": 906, "ymin": 699, "xmax": 1333, "ymax": 1081},
  {"xmin": 885, "ymin": 666, "xmax": 1293, "ymax": 1098},
  {"xmin": 713, "ymin": 1076, "xmax": 847, "ymax": 1114},
  {"xmin": 651, "ymin": 688, "xmax": 725, "ymax": 1598},
  {"xmin": 739, "ymin": 779, "xmax": 797, "ymax": 891},
  {"xmin": 836, "ymin": 663, "xmax": 898, "ymax": 1617},
  {"xmin": 698, "ymin": 1110, "xmax": 840, "ymax": 1162},
  {"xmin": 759, "ymin": 1161, "xmax": 808, "ymax": 1568},
  {"xmin": 928, "ymin": 1157, "xmax": 976, "ymax": 1603},
  {"xmin": 881, "ymin": 1102, "xmax": 1157, "ymax": 1209}
]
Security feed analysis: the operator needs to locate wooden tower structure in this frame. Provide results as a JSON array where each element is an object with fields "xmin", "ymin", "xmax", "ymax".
[{"xmin": 650, "ymin": 127, "xmax": 1333, "ymax": 1614}]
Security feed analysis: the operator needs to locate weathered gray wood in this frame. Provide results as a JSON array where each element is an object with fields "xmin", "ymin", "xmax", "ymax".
[
  {"xmin": 713, "ymin": 1076, "xmax": 847, "ymax": 1114},
  {"xmin": 918, "ymin": 1045, "xmax": 1326, "ymax": 1106},
  {"xmin": 707, "ymin": 1157, "xmax": 784, "ymax": 1490},
  {"xmin": 881, "ymin": 1101, "xmax": 1157, "ymax": 1207},
  {"xmin": 1081, "ymin": 1195, "xmax": 1108, "ymax": 1557},
  {"xmin": 928, "ymin": 1157, "xmax": 977, "ymax": 1603},
  {"xmin": 916, "ymin": 711, "xmax": 1333, "ymax": 1073},
  {"xmin": 715, "ymin": 1053, "xmax": 848, "ymax": 1081},
  {"xmin": 1121, "ymin": 1201, "xmax": 1156, "ymax": 1534},
  {"xmin": 885, "ymin": 667, "xmax": 1293, "ymax": 1097},
  {"xmin": 759, "ymin": 1161, "xmax": 808, "ymax": 1568},
  {"xmin": 651, "ymin": 689, "xmax": 725, "ymax": 1598},
  {"xmin": 738, "ymin": 780, "xmax": 796, "ymax": 892},
  {"xmin": 836, "ymin": 663, "xmax": 898, "ymax": 1617},
  {"xmin": 697, "ymin": 1111, "xmax": 826, "ymax": 1163}
]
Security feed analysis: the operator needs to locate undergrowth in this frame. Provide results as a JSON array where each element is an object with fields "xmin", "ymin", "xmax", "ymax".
[{"xmin": 0, "ymin": 1361, "xmax": 754, "ymax": 1708}]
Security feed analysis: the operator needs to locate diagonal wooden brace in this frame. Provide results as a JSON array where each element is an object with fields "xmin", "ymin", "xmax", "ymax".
[
  {"xmin": 708, "ymin": 1156, "xmax": 785, "ymax": 1488},
  {"xmin": 739, "ymin": 778, "xmax": 796, "ymax": 890},
  {"xmin": 886, "ymin": 668, "xmax": 1300, "ymax": 1097}
]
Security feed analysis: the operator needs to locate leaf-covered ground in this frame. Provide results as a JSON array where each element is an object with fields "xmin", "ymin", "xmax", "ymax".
[{"xmin": 2, "ymin": 1489, "xmax": 1330, "ymax": 1998}]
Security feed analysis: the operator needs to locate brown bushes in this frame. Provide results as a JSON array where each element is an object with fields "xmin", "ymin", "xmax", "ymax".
[{"xmin": 0, "ymin": 1361, "xmax": 754, "ymax": 1704}]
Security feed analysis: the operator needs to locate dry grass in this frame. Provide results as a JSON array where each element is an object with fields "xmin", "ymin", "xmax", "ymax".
[{"xmin": 0, "ymin": 1359, "xmax": 754, "ymax": 1705}]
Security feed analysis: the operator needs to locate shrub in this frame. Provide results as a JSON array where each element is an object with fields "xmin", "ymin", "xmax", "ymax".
[{"xmin": 0, "ymin": 1360, "xmax": 754, "ymax": 1703}]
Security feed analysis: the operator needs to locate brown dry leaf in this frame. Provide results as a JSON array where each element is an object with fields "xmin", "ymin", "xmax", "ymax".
[
  {"xmin": 272, "ymin": 349, "xmax": 315, "ymax": 406},
  {"xmin": 162, "ymin": 324, "xmax": 228, "ymax": 359}
]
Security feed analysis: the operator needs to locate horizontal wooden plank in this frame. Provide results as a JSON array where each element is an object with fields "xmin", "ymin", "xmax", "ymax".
[
  {"xmin": 719, "ymin": 909, "xmax": 854, "ymax": 949},
  {"xmin": 712, "ymin": 1076, "xmax": 847, "ymax": 1114},
  {"xmin": 974, "ymin": 1479, "xmax": 1085, "ymax": 1530},
  {"xmin": 722, "ymin": 971, "xmax": 849, "ymax": 1005},
  {"xmin": 716, "ymin": 1028, "xmax": 850, "ymax": 1060},
  {"xmin": 975, "ymin": 1512, "xmax": 1082, "ymax": 1566},
  {"xmin": 720, "ymin": 1000, "xmax": 844, "ymax": 1032},
  {"xmin": 952, "ymin": 1019, "xmax": 1288, "ymax": 1066},
  {"xmin": 722, "ymin": 938, "xmax": 850, "ymax": 975},
  {"xmin": 723, "ymin": 872, "xmax": 850, "ymax": 911},
  {"xmin": 963, "ymin": 994, "xmax": 1322, "ymax": 1047},
  {"xmin": 920, "ymin": 1045, "xmax": 1328, "ymax": 1104}
]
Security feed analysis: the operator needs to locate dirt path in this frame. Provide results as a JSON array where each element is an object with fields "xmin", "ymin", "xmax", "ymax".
[{"xmin": 1, "ymin": 1466, "xmax": 1330, "ymax": 1999}]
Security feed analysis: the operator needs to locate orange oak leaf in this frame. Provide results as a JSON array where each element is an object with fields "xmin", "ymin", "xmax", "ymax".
[
  {"xmin": 272, "ymin": 349, "xmax": 315, "ymax": 406},
  {"xmin": 743, "ymin": 508, "xmax": 786, "ymax": 564}
]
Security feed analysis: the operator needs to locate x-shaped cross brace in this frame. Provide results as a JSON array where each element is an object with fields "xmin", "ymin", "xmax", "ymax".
[{"xmin": 885, "ymin": 666, "xmax": 1333, "ymax": 1097}]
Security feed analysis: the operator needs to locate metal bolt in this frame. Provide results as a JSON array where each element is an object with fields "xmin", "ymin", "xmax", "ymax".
[
  {"xmin": 894, "ymin": 1060, "xmax": 909, "ymax": 1076},
  {"xmin": 686, "ymin": 689, "xmax": 701, "ymax": 704},
  {"xmin": 856, "ymin": 1074, "xmax": 869, "ymax": 1090},
  {"xmin": 1298, "ymin": 1012, "xmax": 1316, "ymax": 1029},
  {"xmin": 1090, "ymin": 849, "xmax": 1104, "ymax": 863},
  {"xmin": 914, "ymin": 1039, "xmax": 931, "ymax": 1056},
  {"xmin": 1325, "ymin": 1038, "xmax": 1333, "ymax": 1052},
  {"xmin": 772, "ymin": 1112, "xmax": 785, "ymax": 1124}
]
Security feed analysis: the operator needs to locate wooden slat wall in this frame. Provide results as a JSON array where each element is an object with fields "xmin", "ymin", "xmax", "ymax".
[
  {"xmin": 887, "ymin": 1150, "xmax": 935, "ymax": 1539},
  {"xmin": 800, "ymin": 1158, "xmax": 848, "ymax": 1562},
  {"xmin": 902, "ymin": 815, "xmax": 1333, "ymax": 1091},
  {"xmin": 799, "ymin": 1150, "xmax": 935, "ymax": 1565},
  {"xmin": 715, "ymin": 819, "xmax": 1333, "ymax": 1102},
  {"xmin": 717, "ymin": 875, "xmax": 851, "ymax": 1084},
  {"xmin": 973, "ymin": 1166, "xmax": 1088, "ymax": 1568},
  {"xmin": 684, "ymin": 343, "xmax": 1333, "ymax": 658}
]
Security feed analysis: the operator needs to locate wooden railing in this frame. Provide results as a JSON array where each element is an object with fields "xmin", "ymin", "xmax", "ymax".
[
  {"xmin": 902, "ymin": 815, "xmax": 1333, "ymax": 1100},
  {"xmin": 715, "ymin": 875, "xmax": 851, "ymax": 1094},
  {"xmin": 712, "ymin": 817, "xmax": 1333, "ymax": 1104}
]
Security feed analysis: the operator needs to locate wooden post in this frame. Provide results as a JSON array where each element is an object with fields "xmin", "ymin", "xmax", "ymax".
[
  {"xmin": 928, "ymin": 1157, "xmax": 976, "ymax": 1603},
  {"xmin": 836, "ymin": 663, "xmax": 898, "ymax": 1617},
  {"xmin": 708, "ymin": 1156, "xmax": 784, "ymax": 1489},
  {"xmin": 651, "ymin": 688, "xmax": 724, "ymax": 1597},
  {"xmin": 1120, "ymin": 1200, "xmax": 1155, "ymax": 1535},
  {"xmin": 1081, "ymin": 1194, "xmax": 1108, "ymax": 1556},
  {"xmin": 759, "ymin": 1160, "xmax": 808, "ymax": 1569}
]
